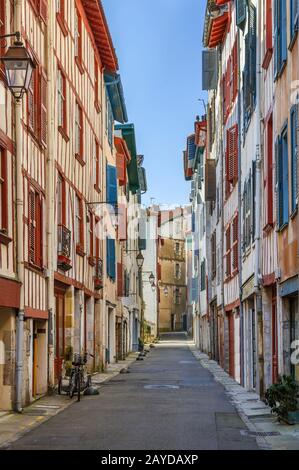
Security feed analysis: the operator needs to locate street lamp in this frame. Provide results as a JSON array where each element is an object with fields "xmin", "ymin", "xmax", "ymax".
[
  {"xmin": 163, "ymin": 286, "xmax": 169, "ymax": 297},
  {"xmin": 149, "ymin": 272, "xmax": 155, "ymax": 286},
  {"xmin": 136, "ymin": 252, "xmax": 144, "ymax": 270},
  {"xmin": 1, "ymin": 32, "xmax": 35, "ymax": 100},
  {"xmin": 151, "ymin": 283, "xmax": 156, "ymax": 292}
]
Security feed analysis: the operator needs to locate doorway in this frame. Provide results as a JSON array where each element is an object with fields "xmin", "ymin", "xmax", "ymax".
[
  {"xmin": 271, "ymin": 291, "xmax": 278, "ymax": 384},
  {"xmin": 228, "ymin": 312, "xmax": 235, "ymax": 378},
  {"xmin": 54, "ymin": 285, "xmax": 66, "ymax": 382},
  {"xmin": 32, "ymin": 320, "xmax": 47, "ymax": 397}
]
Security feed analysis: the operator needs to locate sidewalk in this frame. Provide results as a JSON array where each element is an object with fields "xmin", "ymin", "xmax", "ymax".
[
  {"xmin": 0, "ymin": 352, "xmax": 139, "ymax": 449},
  {"xmin": 190, "ymin": 345, "xmax": 299, "ymax": 450}
]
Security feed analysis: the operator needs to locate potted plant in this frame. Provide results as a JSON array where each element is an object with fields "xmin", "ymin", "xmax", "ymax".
[{"xmin": 265, "ymin": 375, "xmax": 299, "ymax": 424}]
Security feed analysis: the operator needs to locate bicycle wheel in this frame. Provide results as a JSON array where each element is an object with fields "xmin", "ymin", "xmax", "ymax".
[
  {"xmin": 69, "ymin": 373, "xmax": 76, "ymax": 399},
  {"xmin": 76, "ymin": 372, "xmax": 81, "ymax": 402},
  {"xmin": 58, "ymin": 377, "xmax": 62, "ymax": 395}
]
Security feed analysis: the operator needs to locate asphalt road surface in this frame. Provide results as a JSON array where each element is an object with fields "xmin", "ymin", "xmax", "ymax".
[{"xmin": 8, "ymin": 333, "xmax": 258, "ymax": 450}]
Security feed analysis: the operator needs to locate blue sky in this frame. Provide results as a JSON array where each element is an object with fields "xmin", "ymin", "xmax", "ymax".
[{"xmin": 103, "ymin": 0, "xmax": 206, "ymax": 207}]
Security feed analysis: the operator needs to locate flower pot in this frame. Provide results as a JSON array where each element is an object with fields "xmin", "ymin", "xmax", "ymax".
[{"xmin": 286, "ymin": 411, "xmax": 299, "ymax": 425}]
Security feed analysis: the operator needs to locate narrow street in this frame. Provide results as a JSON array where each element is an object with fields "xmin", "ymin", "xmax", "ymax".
[{"xmin": 7, "ymin": 334, "xmax": 258, "ymax": 451}]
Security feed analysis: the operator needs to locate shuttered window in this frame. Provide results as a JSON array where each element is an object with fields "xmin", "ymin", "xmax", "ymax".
[
  {"xmin": 75, "ymin": 101, "xmax": 83, "ymax": 159},
  {"xmin": 40, "ymin": 68, "xmax": 47, "ymax": 147},
  {"xmin": 94, "ymin": 140, "xmax": 100, "ymax": 190},
  {"xmin": 226, "ymin": 125, "xmax": 238, "ymax": 198},
  {"xmin": 263, "ymin": 0, "xmax": 273, "ymax": 69},
  {"xmin": 232, "ymin": 213, "xmax": 239, "ymax": 272},
  {"xmin": 75, "ymin": 194, "xmax": 84, "ymax": 249},
  {"xmin": 117, "ymin": 203, "xmax": 127, "ymax": 241},
  {"xmin": 232, "ymin": 38, "xmax": 238, "ymax": 102},
  {"xmin": 276, "ymin": 125, "xmax": 289, "ymax": 228},
  {"xmin": 290, "ymin": 105, "xmax": 298, "ymax": 213},
  {"xmin": 106, "ymin": 237, "xmax": 116, "ymax": 281},
  {"xmin": 28, "ymin": 188, "xmax": 43, "ymax": 267},
  {"xmin": 94, "ymin": 55, "xmax": 100, "ymax": 110},
  {"xmin": 236, "ymin": 0, "xmax": 247, "ymax": 30},
  {"xmin": 0, "ymin": 147, "xmax": 7, "ymax": 233},
  {"xmin": 106, "ymin": 164, "xmax": 117, "ymax": 205},
  {"xmin": 274, "ymin": 0, "xmax": 287, "ymax": 78},
  {"xmin": 75, "ymin": 8, "xmax": 82, "ymax": 65},
  {"xmin": 265, "ymin": 115, "xmax": 274, "ymax": 226},
  {"xmin": 0, "ymin": 0, "xmax": 5, "ymax": 37},
  {"xmin": 87, "ymin": 211, "xmax": 94, "ymax": 258},
  {"xmin": 106, "ymin": 91, "xmax": 113, "ymax": 147},
  {"xmin": 116, "ymin": 153, "xmax": 126, "ymax": 186},
  {"xmin": 28, "ymin": 69, "xmax": 37, "ymax": 133},
  {"xmin": 225, "ymin": 225, "xmax": 231, "ymax": 278},
  {"xmin": 200, "ymin": 260, "xmax": 206, "ymax": 291},
  {"xmin": 243, "ymin": 172, "xmax": 252, "ymax": 250},
  {"xmin": 57, "ymin": 67, "xmax": 66, "ymax": 131},
  {"xmin": 57, "ymin": 174, "xmax": 66, "ymax": 226},
  {"xmin": 243, "ymin": 3, "xmax": 256, "ymax": 131},
  {"xmin": 211, "ymin": 231, "xmax": 216, "ymax": 279},
  {"xmin": 117, "ymin": 262, "xmax": 124, "ymax": 297}
]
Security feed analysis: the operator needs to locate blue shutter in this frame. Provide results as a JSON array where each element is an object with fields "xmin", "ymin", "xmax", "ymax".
[
  {"xmin": 106, "ymin": 164, "xmax": 117, "ymax": 205},
  {"xmin": 192, "ymin": 212, "xmax": 196, "ymax": 233},
  {"xmin": 236, "ymin": 0, "xmax": 247, "ymax": 29},
  {"xmin": 281, "ymin": 0, "xmax": 287, "ymax": 64},
  {"xmin": 106, "ymin": 237, "xmax": 116, "ymax": 280},
  {"xmin": 275, "ymin": 137, "xmax": 282, "ymax": 226},
  {"xmin": 274, "ymin": 0, "xmax": 280, "ymax": 77},
  {"xmin": 282, "ymin": 127, "xmax": 289, "ymax": 226},
  {"xmin": 291, "ymin": 106, "xmax": 298, "ymax": 212},
  {"xmin": 249, "ymin": 3, "xmax": 257, "ymax": 100}
]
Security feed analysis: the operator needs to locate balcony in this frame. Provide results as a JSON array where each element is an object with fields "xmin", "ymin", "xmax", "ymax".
[
  {"xmin": 57, "ymin": 225, "xmax": 72, "ymax": 272},
  {"xmin": 94, "ymin": 258, "xmax": 103, "ymax": 290}
]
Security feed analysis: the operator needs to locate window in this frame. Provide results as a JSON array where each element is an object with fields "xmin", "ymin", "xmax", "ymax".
[
  {"xmin": 211, "ymin": 231, "xmax": 216, "ymax": 279},
  {"xmin": 243, "ymin": 2, "xmax": 257, "ymax": 131},
  {"xmin": 243, "ymin": 172, "xmax": 252, "ymax": 250},
  {"xmin": 276, "ymin": 125, "xmax": 289, "ymax": 228},
  {"xmin": 290, "ymin": 106, "xmax": 298, "ymax": 213},
  {"xmin": 29, "ymin": 0, "xmax": 47, "ymax": 22},
  {"xmin": 174, "ymin": 288, "xmax": 181, "ymax": 305},
  {"xmin": 27, "ymin": 66, "xmax": 47, "ymax": 146},
  {"xmin": 75, "ymin": 101, "xmax": 83, "ymax": 159},
  {"xmin": 175, "ymin": 263, "xmax": 181, "ymax": 280},
  {"xmin": 106, "ymin": 164, "xmax": 117, "ymax": 205},
  {"xmin": 75, "ymin": 194, "xmax": 84, "ymax": 250},
  {"xmin": 265, "ymin": 115, "xmax": 274, "ymax": 226},
  {"xmin": 225, "ymin": 225, "xmax": 231, "ymax": 278},
  {"xmin": 226, "ymin": 124, "xmax": 238, "ymax": 198},
  {"xmin": 28, "ymin": 188, "xmax": 43, "ymax": 267},
  {"xmin": 94, "ymin": 140, "xmax": 101, "ymax": 190},
  {"xmin": 232, "ymin": 214, "xmax": 239, "ymax": 272},
  {"xmin": 175, "ymin": 242, "xmax": 180, "ymax": 256},
  {"xmin": 75, "ymin": 8, "xmax": 83, "ymax": 69},
  {"xmin": 87, "ymin": 211, "xmax": 94, "ymax": 258},
  {"xmin": 274, "ymin": 0, "xmax": 287, "ymax": 78},
  {"xmin": 200, "ymin": 260, "xmax": 206, "ymax": 291},
  {"xmin": 290, "ymin": 0, "xmax": 299, "ymax": 45},
  {"xmin": 232, "ymin": 37, "xmax": 238, "ymax": 102},
  {"xmin": 57, "ymin": 67, "xmax": 66, "ymax": 131},
  {"xmin": 57, "ymin": 174, "xmax": 66, "ymax": 226},
  {"xmin": 263, "ymin": 0, "xmax": 273, "ymax": 69},
  {"xmin": 0, "ymin": 147, "xmax": 7, "ymax": 234}
]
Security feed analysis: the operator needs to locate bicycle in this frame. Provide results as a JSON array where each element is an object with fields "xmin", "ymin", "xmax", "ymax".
[{"xmin": 69, "ymin": 352, "xmax": 93, "ymax": 402}]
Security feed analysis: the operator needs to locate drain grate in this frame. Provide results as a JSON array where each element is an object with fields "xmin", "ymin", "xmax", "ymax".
[
  {"xmin": 250, "ymin": 431, "xmax": 281, "ymax": 437},
  {"xmin": 144, "ymin": 384, "xmax": 180, "ymax": 390}
]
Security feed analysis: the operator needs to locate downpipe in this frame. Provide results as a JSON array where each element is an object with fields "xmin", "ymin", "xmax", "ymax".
[{"xmin": 254, "ymin": 0, "xmax": 264, "ymax": 397}]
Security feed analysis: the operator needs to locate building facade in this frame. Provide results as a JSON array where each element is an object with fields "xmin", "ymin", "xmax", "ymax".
[
  {"xmin": 185, "ymin": 0, "xmax": 299, "ymax": 396},
  {"xmin": 0, "ymin": 0, "xmax": 147, "ymax": 411}
]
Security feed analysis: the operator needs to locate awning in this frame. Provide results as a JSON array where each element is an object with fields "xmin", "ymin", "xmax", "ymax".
[
  {"xmin": 115, "ymin": 124, "xmax": 140, "ymax": 194},
  {"xmin": 105, "ymin": 73, "xmax": 128, "ymax": 124}
]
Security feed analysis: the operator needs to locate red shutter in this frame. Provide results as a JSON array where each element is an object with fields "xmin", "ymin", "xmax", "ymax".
[
  {"xmin": 39, "ymin": 0, "xmax": 48, "ymax": 23},
  {"xmin": 232, "ymin": 214, "xmax": 238, "ymax": 271},
  {"xmin": 89, "ymin": 212, "xmax": 94, "ymax": 257},
  {"xmin": 116, "ymin": 154, "xmax": 126, "ymax": 186},
  {"xmin": 117, "ymin": 262, "xmax": 124, "ymax": 297},
  {"xmin": 222, "ymin": 75, "xmax": 226, "ymax": 123},
  {"xmin": 36, "ymin": 194, "xmax": 43, "ymax": 267},
  {"xmin": 232, "ymin": 39, "xmax": 238, "ymax": 101},
  {"xmin": 0, "ymin": 1, "xmax": 5, "ymax": 36},
  {"xmin": 227, "ymin": 125, "xmax": 238, "ymax": 184},
  {"xmin": 28, "ymin": 71, "xmax": 35, "ymax": 132},
  {"xmin": 157, "ymin": 263, "xmax": 162, "ymax": 281},
  {"xmin": 29, "ymin": 190, "xmax": 36, "ymax": 264},
  {"xmin": 40, "ymin": 68, "xmax": 47, "ymax": 146},
  {"xmin": 225, "ymin": 225, "xmax": 231, "ymax": 277},
  {"xmin": 225, "ymin": 57, "xmax": 231, "ymax": 121},
  {"xmin": 266, "ymin": 0, "xmax": 273, "ymax": 51}
]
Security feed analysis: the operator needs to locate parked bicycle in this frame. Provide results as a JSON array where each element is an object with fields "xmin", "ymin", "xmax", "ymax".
[{"xmin": 68, "ymin": 352, "xmax": 93, "ymax": 402}]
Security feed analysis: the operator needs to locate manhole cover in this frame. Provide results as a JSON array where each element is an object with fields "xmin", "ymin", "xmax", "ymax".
[{"xmin": 144, "ymin": 384, "xmax": 180, "ymax": 390}]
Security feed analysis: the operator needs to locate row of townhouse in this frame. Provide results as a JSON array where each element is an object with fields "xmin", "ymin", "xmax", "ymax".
[
  {"xmin": 185, "ymin": 0, "xmax": 298, "ymax": 396},
  {"xmin": 0, "ymin": 0, "xmax": 147, "ymax": 411}
]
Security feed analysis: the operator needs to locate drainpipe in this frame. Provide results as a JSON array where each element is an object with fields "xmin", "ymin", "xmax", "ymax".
[
  {"xmin": 254, "ymin": 0, "xmax": 264, "ymax": 396},
  {"xmin": 237, "ymin": 28, "xmax": 244, "ymax": 386},
  {"xmin": 14, "ymin": 0, "xmax": 24, "ymax": 413},
  {"xmin": 46, "ymin": 0, "xmax": 55, "ymax": 390}
]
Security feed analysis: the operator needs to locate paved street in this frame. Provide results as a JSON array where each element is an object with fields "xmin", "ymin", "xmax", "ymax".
[{"xmin": 7, "ymin": 333, "xmax": 258, "ymax": 450}]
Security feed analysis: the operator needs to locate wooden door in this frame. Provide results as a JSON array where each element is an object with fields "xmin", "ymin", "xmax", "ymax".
[{"xmin": 54, "ymin": 292, "xmax": 65, "ymax": 381}]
